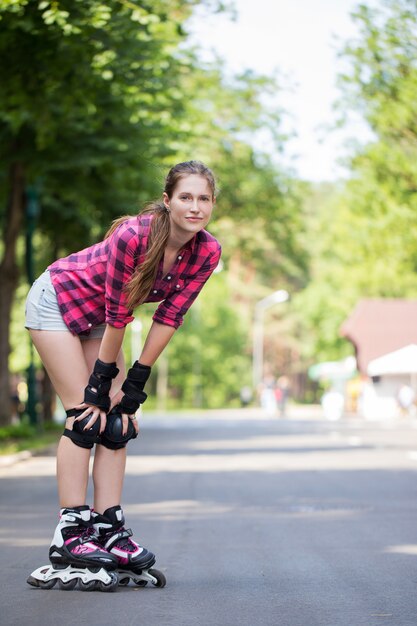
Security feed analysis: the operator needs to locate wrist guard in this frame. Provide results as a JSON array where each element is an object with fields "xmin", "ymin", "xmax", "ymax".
[
  {"xmin": 84, "ymin": 359, "xmax": 119, "ymax": 412},
  {"xmin": 119, "ymin": 362, "xmax": 151, "ymax": 414}
]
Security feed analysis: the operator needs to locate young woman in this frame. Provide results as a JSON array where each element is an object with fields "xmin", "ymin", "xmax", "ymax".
[{"xmin": 25, "ymin": 160, "xmax": 221, "ymax": 591}]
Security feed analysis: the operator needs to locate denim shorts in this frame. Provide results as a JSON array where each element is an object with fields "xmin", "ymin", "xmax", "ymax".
[{"xmin": 25, "ymin": 270, "xmax": 106, "ymax": 340}]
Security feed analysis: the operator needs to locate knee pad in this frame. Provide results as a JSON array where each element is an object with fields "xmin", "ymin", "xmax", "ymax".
[
  {"xmin": 99, "ymin": 408, "xmax": 137, "ymax": 450},
  {"xmin": 63, "ymin": 409, "xmax": 101, "ymax": 449}
]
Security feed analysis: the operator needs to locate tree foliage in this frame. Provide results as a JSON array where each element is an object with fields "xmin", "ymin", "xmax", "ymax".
[
  {"xmin": 293, "ymin": 0, "xmax": 417, "ymax": 364},
  {"xmin": 0, "ymin": 0, "xmax": 207, "ymax": 252},
  {"xmin": 166, "ymin": 272, "xmax": 250, "ymax": 408},
  {"xmin": 0, "ymin": 0, "xmax": 207, "ymax": 423},
  {"xmin": 1, "ymin": 0, "xmax": 308, "ymax": 419}
]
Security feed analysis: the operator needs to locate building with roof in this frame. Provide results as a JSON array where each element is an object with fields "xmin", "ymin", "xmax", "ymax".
[
  {"xmin": 341, "ymin": 300, "xmax": 417, "ymax": 418},
  {"xmin": 341, "ymin": 299, "xmax": 417, "ymax": 374}
]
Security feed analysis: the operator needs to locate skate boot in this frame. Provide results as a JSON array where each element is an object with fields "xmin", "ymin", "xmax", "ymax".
[
  {"xmin": 93, "ymin": 505, "xmax": 166, "ymax": 588},
  {"xmin": 27, "ymin": 505, "xmax": 119, "ymax": 591}
]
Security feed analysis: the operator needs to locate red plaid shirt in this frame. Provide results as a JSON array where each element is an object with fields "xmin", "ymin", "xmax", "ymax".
[{"xmin": 48, "ymin": 215, "xmax": 221, "ymax": 335}]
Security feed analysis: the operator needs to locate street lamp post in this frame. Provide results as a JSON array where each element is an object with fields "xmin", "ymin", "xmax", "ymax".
[
  {"xmin": 252, "ymin": 289, "xmax": 289, "ymax": 390},
  {"xmin": 25, "ymin": 186, "xmax": 40, "ymax": 428}
]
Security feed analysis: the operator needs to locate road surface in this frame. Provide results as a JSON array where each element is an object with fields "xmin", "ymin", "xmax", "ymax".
[{"xmin": 1, "ymin": 407, "xmax": 417, "ymax": 626}]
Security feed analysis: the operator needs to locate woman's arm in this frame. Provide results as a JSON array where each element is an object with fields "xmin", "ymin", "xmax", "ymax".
[
  {"xmin": 138, "ymin": 321, "xmax": 176, "ymax": 366},
  {"xmin": 76, "ymin": 325, "xmax": 126, "ymax": 430},
  {"xmin": 98, "ymin": 325, "xmax": 126, "ymax": 363},
  {"xmin": 109, "ymin": 322, "xmax": 175, "ymax": 429},
  {"xmin": 97, "ymin": 320, "xmax": 176, "ymax": 365}
]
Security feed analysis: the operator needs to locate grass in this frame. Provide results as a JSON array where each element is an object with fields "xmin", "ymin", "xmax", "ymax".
[{"xmin": 0, "ymin": 420, "xmax": 61, "ymax": 456}]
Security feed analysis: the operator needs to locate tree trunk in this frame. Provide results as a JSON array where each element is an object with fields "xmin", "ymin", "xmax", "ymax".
[{"xmin": 0, "ymin": 162, "xmax": 25, "ymax": 426}]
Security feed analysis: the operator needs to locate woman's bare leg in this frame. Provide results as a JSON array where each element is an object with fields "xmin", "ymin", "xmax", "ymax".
[
  {"xmin": 93, "ymin": 438, "xmax": 127, "ymax": 514},
  {"xmin": 81, "ymin": 339, "xmax": 127, "ymax": 514},
  {"xmin": 29, "ymin": 330, "xmax": 91, "ymax": 508}
]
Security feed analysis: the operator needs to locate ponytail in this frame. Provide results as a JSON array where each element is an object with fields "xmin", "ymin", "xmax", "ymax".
[
  {"xmin": 105, "ymin": 203, "xmax": 170, "ymax": 310},
  {"xmin": 105, "ymin": 215, "xmax": 132, "ymax": 239}
]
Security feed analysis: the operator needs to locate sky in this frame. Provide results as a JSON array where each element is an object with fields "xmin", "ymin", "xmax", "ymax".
[{"xmin": 189, "ymin": 0, "xmax": 377, "ymax": 182}]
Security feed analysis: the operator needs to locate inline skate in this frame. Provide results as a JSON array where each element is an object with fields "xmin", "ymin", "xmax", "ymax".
[
  {"xmin": 93, "ymin": 505, "xmax": 166, "ymax": 588},
  {"xmin": 27, "ymin": 505, "xmax": 119, "ymax": 591}
]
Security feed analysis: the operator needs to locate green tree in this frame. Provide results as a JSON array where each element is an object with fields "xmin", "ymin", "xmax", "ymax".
[
  {"xmin": 293, "ymin": 0, "xmax": 417, "ymax": 365},
  {"xmin": 169, "ymin": 61, "xmax": 309, "ymax": 383},
  {"xmin": 165, "ymin": 271, "xmax": 250, "ymax": 408},
  {"xmin": 2, "ymin": 1, "xmax": 308, "ymax": 420},
  {"xmin": 0, "ymin": 0, "xmax": 213, "ymax": 424}
]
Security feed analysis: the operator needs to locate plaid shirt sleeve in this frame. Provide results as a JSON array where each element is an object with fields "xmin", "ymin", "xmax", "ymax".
[
  {"xmin": 153, "ymin": 243, "xmax": 222, "ymax": 329},
  {"xmin": 105, "ymin": 223, "xmax": 139, "ymax": 328}
]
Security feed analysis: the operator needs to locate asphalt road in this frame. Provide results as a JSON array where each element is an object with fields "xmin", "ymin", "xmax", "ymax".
[{"xmin": 1, "ymin": 407, "xmax": 417, "ymax": 626}]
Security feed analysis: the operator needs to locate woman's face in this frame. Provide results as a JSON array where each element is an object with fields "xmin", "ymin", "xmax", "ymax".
[{"xmin": 163, "ymin": 175, "xmax": 215, "ymax": 239}]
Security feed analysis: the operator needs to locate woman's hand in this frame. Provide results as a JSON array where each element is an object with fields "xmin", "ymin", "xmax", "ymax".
[
  {"xmin": 73, "ymin": 402, "xmax": 107, "ymax": 434},
  {"xmin": 110, "ymin": 390, "xmax": 139, "ymax": 436},
  {"xmin": 127, "ymin": 412, "xmax": 139, "ymax": 436}
]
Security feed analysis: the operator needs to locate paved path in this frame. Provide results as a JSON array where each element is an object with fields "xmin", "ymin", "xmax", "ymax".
[{"xmin": 1, "ymin": 408, "xmax": 417, "ymax": 626}]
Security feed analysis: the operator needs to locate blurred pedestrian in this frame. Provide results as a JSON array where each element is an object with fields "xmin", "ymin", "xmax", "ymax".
[
  {"xmin": 258, "ymin": 374, "xmax": 278, "ymax": 414},
  {"xmin": 397, "ymin": 384, "xmax": 416, "ymax": 417},
  {"xmin": 321, "ymin": 387, "xmax": 344, "ymax": 421},
  {"xmin": 276, "ymin": 375, "xmax": 290, "ymax": 417},
  {"xmin": 240, "ymin": 386, "xmax": 253, "ymax": 407}
]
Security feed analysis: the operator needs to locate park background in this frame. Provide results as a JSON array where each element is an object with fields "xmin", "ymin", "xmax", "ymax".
[{"xmin": 0, "ymin": 0, "xmax": 416, "ymax": 438}]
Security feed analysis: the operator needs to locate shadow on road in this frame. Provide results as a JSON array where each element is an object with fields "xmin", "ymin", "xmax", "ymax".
[{"xmin": 1, "ymin": 413, "xmax": 417, "ymax": 626}]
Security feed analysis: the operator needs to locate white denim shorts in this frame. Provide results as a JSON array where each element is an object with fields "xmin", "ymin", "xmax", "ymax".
[{"xmin": 25, "ymin": 270, "xmax": 106, "ymax": 340}]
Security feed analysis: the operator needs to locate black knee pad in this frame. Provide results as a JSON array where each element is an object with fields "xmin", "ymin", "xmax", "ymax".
[
  {"xmin": 63, "ymin": 409, "xmax": 101, "ymax": 449},
  {"xmin": 99, "ymin": 408, "xmax": 137, "ymax": 450}
]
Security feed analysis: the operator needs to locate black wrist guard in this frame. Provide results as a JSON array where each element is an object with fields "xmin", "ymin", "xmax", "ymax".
[
  {"xmin": 84, "ymin": 359, "xmax": 119, "ymax": 412},
  {"xmin": 119, "ymin": 362, "xmax": 151, "ymax": 414}
]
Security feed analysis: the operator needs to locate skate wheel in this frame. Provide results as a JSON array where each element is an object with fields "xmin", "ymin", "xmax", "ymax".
[
  {"xmin": 59, "ymin": 578, "xmax": 77, "ymax": 590},
  {"xmin": 42, "ymin": 579, "xmax": 58, "ymax": 589},
  {"xmin": 149, "ymin": 568, "xmax": 166, "ymax": 588},
  {"xmin": 119, "ymin": 577, "xmax": 130, "ymax": 586},
  {"xmin": 98, "ymin": 572, "xmax": 119, "ymax": 592},
  {"xmin": 79, "ymin": 579, "xmax": 97, "ymax": 591},
  {"xmin": 134, "ymin": 580, "xmax": 148, "ymax": 587},
  {"xmin": 27, "ymin": 575, "xmax": 57, "ymax": 590}
]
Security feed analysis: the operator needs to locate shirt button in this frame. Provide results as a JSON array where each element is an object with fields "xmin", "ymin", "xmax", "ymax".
[
  {"xmin": 88, "ymin": 323, "xmax": 92, "ymax": 327},
  {"xmin": 167, "ymin": 275, "xmax": 172, "ymax": 280},
  {"xmin": 153, "ymin": 290, "xmax": 158, "ymax": 294},
  {"xmin": 176, "ymin": 284, "xmax": 180, "ymax": 289},
  {"xmin": 177, "ymin": 255, "xmax": 182, "ymax": 260}
]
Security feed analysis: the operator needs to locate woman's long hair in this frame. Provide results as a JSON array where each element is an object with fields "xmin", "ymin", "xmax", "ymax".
[{"xmin": 105, "ymin": 160, "xmax": 216, "ymax": 310}]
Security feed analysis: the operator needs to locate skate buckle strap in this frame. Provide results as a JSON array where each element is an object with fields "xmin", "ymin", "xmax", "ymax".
[
  {"xmin": 104, "ymin": 528, "xmax": 133, "ymax": 551},
  {"xmin": 79, "ymin": 527, "xmax": 100, "ymax": 544}
]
